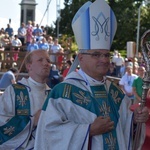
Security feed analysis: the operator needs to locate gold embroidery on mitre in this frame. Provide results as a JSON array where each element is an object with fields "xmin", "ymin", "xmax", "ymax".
[
  {"xmin": 63, "ymin": 84, "xmax": 71, "ymax": 98},
  {"xmin": 73, "ymin": 91, "xmax": 91, "ymax": 105},
  {"xmin": 17, "ymin": 91, "xmax": 28, "ymax": 107},
  {"xmin": 99, "ymin": 101, "xmax": 110, "ymax": 117},
  {"xmin": 105, "ymin": 133, "xmax": 116, "ymax": 150},
  {"xmin": 3, "ymin": 126, "xmax": 15, "ymax": 136},
  {"xmin": 110, "ymin": 89, "xmax": 121, "ymax": 104}
]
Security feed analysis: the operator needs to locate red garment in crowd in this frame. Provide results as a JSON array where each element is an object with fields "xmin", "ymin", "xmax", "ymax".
[
  {"xmin": 62, "ymin": 68, "xmax": 70, "ymax": 78},
  {"xmin": 57, "ymin": 55, "xmax": 63, "ymax": 69}
]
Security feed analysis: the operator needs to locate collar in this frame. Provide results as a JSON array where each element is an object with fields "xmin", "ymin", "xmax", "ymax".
[{"xmin": 78, "ymin": 69, "xmax": 106, "ymax": 86}]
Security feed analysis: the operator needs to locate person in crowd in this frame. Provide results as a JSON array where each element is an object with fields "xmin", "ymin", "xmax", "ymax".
[
  {"xmin": 62, "ymin": 59, "xmax": 73, "ymax": 79},
  {"xmin": 18, "ymin": 22, "xmax": 26, "ymax": 45},
  {"xmin": 114, "ymin": 53, "xmax": 124, "ymax": 77},
  {"xmin": 107, "ymin": 62, "xmax": 117, "ymax": 77},
  {"xmin": 5, "ymin": 24, "xmax": 14, "ymax": 38},
  {"xmin": 11, "ymin": 35, "xmax": 22, "ymax": 47},
  {"xmin": 26, "ymin": 20, "xmax": 33, "ymax": 47},
  {"xmin": 0, "ymin": 30, "xmax": 4, "ymax": 45},
  {"xmin": 34, "ymin": 0, "xmax": 149, "ymax": 149},
  {"xmin": 47, "ymin": 64, "xmax": 61, "ymax": 88},
  {"xmin": 1, "ymin": 33, "xmax": 10, "ymax": 48},
  {"xmin": 50, "ymin": 38, "xmax": 61, "ymax": 63},
  {"xmin": 111, "ymin": 50, "xmax": 118, "ymax": 63},
  {"xmin": 4, "ymin": 54, "xmax": 12, "ymax": 69},
  {"xmin": 119, "ymin": 65, "xmax": 138, "ymax": 103},
  {"xmin": 0, "ymin": 50, "xmax": 51, "ymax": 149},
  {"xmin": 0, "ymin": 67, "xmax": 18, "ymax": 89},
  {"xmin": 133, "ymin": 58, "xmax": 139, "ymax": 75},
  {"xmin": 1, "ymin": 28, "xmax": 5, "ymax": 35},
  {"xmin": 33, "ymin": 24, "xmax": 43, "ymax": 37},
  {"xmin": 32, "ymin": 21, "xmax": 37, "ymax": 34},
  {"xmin": 57, "ymin": 47, "xmax": 64, "ymax": 71},
  {"xmin": 132, "ymin": 66, "xmax": 146, "ymax": 104},
  {"xmin": 120, "ymin": 58, "xmax": 130, "ymax": 77},
  {"xmin": 41, "ymin": 25, "xmax": 47, "ymax": 36},
  {"xmin": 47, "ymin": 35, "xmax": 54, "ymax": 51},
  {"xmin": 27, "ymin": 37, "xmax": 39, "ymax": 52},
  {"xmin": 38, "ymin": 37, "xmax": 49, "ymax": 51},
  {"xmin": 11, "ymin": 35, "xmax": 22, "ymax": 61},
  {"xmin": 34, "ymin": 31, "xmax": 44, "ymax": 43}
]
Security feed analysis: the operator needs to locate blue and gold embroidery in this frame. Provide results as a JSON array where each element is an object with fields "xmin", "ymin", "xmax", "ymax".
[
  {"xmin": 99, "ymin": 101, "xmax": 110, "ymax": 117},
  {"xmin": 63, "ymin": 84, "xmax": 72, "ymax": 98},
  {"xmin": 4, "ymin": 126, "xmax": 15, "ymax": 136},
  {"xmin": 110, "ymin": 89, "xmax": 121, "ymax": 104},
  {"xmin": 73, "ymin": 91, "xmax": 91, "ymax": 105},
  {"xmin": 109, "ymin": 83, "xmax": 124, "ymax": 106},
  {"xmin": 17, "ymin": 91, "xmax": 28, "ymax": 107},
  {"xmin": 0, "ymin": 84, "xmax": 31, "ymax": 145},
  {"xmin": 105, "ymin": 133, "xmax": 117, "ymax": 150}
]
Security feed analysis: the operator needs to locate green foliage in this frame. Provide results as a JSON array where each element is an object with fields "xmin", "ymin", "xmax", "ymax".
[
  {"xmin": 118, "ymin": 50, "xmax": 127, "ymax": 58},
  {"xmin": 51, "ymin": 0, "xmax": 150, "ymax": 54}
]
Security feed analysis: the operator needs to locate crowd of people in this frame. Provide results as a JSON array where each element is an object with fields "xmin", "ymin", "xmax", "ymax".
[
  {"xmin": 0, "ymin": 20, "xmax": 76, "ymax": 79},
  {"xmin": 0, "ymin": 0, "xmax": 149, "ymax": 149},
  {"xmin": 108, "ymin": 50, "xmax": 147, "ymax": 105}
]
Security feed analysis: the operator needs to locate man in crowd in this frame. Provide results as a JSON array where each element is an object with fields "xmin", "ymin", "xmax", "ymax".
[
  {"xmin": 0, "ymin": 50, "xmax": 51, "ymax": 149},
  {"xmin": 119, "ymin": 65, "xmax": 138, "ymax": 103},
  {"xmin": 0, "ymin": 67, "xmax": 18, "ymax": 89},
  {"xmin": 132, "ymin": 66, "xmax": 146, "ymax": 104},
  {"xmin": 18, "ymin": 22, "xmax": 27, "ymax": 46},
  {"xmin": 34, "ymin": 0, "xmax": 149, "ymax": 150},
  {"xmin": 5, "ymin": 24, "xmax": 14, "ymax": 38}
]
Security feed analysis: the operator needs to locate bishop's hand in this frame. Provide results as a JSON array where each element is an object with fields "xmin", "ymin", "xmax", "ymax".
[{"xmin": 90, "ymin": 116, "xmax": 114, "ymax": 136}]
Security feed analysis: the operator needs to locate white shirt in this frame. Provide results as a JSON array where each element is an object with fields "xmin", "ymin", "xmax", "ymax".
[{"xmin": 119, "ymin": 73, "xmax": 138, "ymax": 93}]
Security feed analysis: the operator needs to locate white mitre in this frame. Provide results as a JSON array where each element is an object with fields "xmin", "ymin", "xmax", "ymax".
[
  {"xmin": 72, "ymin": 0, "xmax": 117, "ymax": 50},
  {"xmin": 68, "ymin": 0, "xmax": 117, "ymax": 74}
]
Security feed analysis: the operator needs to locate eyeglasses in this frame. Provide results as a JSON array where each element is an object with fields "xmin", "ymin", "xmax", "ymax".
[{"xmin": 81, "ymin": 52, "xmax": 111, "ymax": 59}]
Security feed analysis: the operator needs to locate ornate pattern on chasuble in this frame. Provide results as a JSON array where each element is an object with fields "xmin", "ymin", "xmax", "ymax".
[
  {"xmin": 0, "ymin": 84, "xmax": 31, "ymax": 145},
  {"xmin": 48, "ymin": 82, "xmax": 125, "ymax": 149},
  {"xmin": 12, "ymin": 84, "xmax": 31, "ymax": 116}
]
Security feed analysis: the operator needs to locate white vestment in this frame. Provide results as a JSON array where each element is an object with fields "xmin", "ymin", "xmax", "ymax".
[
  {"xmin": 34, "ymin": 71, "xmax": 145, "ymax": 150},
  {"xmin": 0, "ymin": 77, "xmax": 50, "ymax": 149}
]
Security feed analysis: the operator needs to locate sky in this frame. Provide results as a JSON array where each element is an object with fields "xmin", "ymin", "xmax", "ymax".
[{"xmin": 0, "ymin": 0, "xmax": 64, "ymax": 33}]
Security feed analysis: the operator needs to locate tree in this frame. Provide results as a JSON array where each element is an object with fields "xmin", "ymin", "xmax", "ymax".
[{"xmin": 54, "ymin": 0, "xmax": 150, "ymax": 52}]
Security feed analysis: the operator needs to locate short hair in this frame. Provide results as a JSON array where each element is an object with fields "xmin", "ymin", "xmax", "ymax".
[
  {"xmin": 66, "ymin": 60, "xmax": 72, "ymax": 66},
  {"xmin": 9, "ymin": 67, "xmax": 18, "ymax": 73},
  {"xmin": 24, "ymin": 50, "xmax": 49, "ymax": 66}
]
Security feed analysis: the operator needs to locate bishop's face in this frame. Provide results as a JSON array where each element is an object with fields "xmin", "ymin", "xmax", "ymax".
[{"xmin": 78, "ymin": 49, "xmax": 110, "ymax": 81}]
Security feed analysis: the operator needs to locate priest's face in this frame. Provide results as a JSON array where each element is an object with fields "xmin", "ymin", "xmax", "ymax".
[
  {"xmin": 78, "ymin": 49, "xmax": 110, "ymax": 81},
  {"xmin": 27, "ymin": 50, "xmax": 51, "ymax": 83}
]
